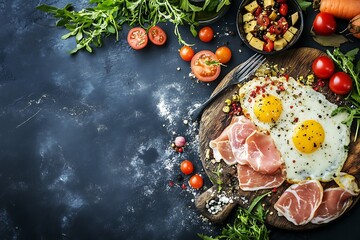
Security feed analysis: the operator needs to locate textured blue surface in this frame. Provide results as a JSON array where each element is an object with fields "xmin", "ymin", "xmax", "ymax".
[{"xmin": 1, "ymin": 0, "xmax": 360, "ymax": 239}]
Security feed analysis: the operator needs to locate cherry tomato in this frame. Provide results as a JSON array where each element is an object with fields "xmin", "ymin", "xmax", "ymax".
[
  {"xmin": 313, "ymin": 12, "xmax": 337, "ymax": 36},
  {"xmin": 198, "ymin": 26, "xmax": 214, "ymax": 42},
  {"xmin": 277, "ymin": 0, "xmax": 287, "ymax": 3},
  {"xmin": 257, "ymin": 14, "xmax": 270, "ymax": 27},
  {"xmin": 279, "ymin": 4, "xmax": 288, "ymax": 16},
  {"xmin": 191, "ymin": 50, "xmax": 221, "ymax": 82},
  {"xmin": 189, "ymin": 174, "xmax": 203, "ymax": 189},
  {"xmin": 312, "ymin": 55, "xmax": 335, "ymax": 79},
  {"xmin": 148, "ymin": 26, "xmax": 167, "ymax": 45},
  {"xmin": 215, "ymin": 46, "xmax": 232, "ymax": 64},
  {"xmin": 269, "ymin": 25, "xmax": 282, "ymax": 35},
  {"xmin": 329, "ymin": 72, "xmax": 353, "ymax": 95},
  {"xmin": 180, "ymin": 160, "xmax": 194, "ymax": 175},
  {"xmin": 263, "ymin": 40, "xmax": 274, "ymax": 52},
  {"xmin": 277, "ymin": 17, "xmax": 289, "ymax": 34},
  {"xmin": 254, "ymin": 6, "xmax": 262, "ymax": 17},
  {"xmin": 179, "ymin": 45, "xmax": 195, "ymax": 61},
  {"xmin": 127, "ymin": 27, "xmax": 148, "ymax": 50}
]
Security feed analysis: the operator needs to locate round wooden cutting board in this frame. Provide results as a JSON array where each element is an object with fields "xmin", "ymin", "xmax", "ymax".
[{"xmin": 196, "ymin": 47, "xmax": 360, "ymax": 230}]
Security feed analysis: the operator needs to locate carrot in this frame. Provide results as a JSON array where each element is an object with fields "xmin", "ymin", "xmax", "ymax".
[
  {"xmin": 313, "ymin": 0, "xmax": 360, "ymax": 20},
  {"xmin": 349, "ymin": 14, "xmax": 360, "ymax": 39}
]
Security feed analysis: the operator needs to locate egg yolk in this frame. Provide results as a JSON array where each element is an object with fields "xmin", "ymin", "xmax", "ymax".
[
  {"xmin": 292, "ymin": 120, "xmax": 325, "ymax": 153},
  {"xmin": 253, "ymin": 95, "xmax": 283, "ymax": 123}
]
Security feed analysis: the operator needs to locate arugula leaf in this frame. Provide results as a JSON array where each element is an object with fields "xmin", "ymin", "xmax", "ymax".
[
  {"xmin": 296, "ymin": 0, "xmax": 312, "ymax": 11},
  {"xmin": 198, "ymin": 192, "xmax": 270, "ymax": 240},
  {"xmin": 327, "ymin": 48, "xmax": 360, "ymax": 141}
]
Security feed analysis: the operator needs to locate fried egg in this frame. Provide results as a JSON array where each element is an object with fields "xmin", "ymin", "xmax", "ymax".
[{"xmin": 239, "ymin": 76, "xmax": 350, "ymax": 182}]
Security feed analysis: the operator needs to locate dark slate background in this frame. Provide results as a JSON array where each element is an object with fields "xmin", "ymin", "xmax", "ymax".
[{"xmin": 1, "ymin": 0, "xmax": 360, "ymax": 239}]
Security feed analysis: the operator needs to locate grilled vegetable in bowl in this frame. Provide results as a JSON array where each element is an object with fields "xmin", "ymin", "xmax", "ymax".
[{"xmin": 236, "ymin": 0, "xmax": 304, "ymax": 54}]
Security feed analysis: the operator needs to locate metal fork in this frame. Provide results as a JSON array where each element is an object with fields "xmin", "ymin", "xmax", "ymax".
[{"xmin": 190, "ymin": 53, "xmax": 266, "ymax": 121}]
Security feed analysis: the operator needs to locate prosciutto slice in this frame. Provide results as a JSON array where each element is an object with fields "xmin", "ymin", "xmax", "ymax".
[
  {"xmin": 237, "ymin": 164, "xmax": 286, "ymax": 191},
  {"xmin": 210, "ymin": 116, "xmax": 255, "ymax": 165},
  {"xmin": 244, "ymin": 131, "xmax": 283, "ymax": 174},
  {"xmin": 311, "ymin": 187, "xmax": 357, "ymax": 224},
  {"xmin": 274, "ymin": 180, "xmax": 323, "ymax": 225},
  {"xmin": 227, "ymin": 117, "xmax": 257, "ymax": 165}
]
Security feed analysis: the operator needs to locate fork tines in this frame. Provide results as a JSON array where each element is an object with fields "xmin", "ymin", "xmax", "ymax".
[{"xmin": 234, "ymin": 53, "xmax": 266, "ymax": 79}]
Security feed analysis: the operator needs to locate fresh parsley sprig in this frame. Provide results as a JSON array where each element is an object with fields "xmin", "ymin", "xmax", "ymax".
[{"xmin": 198, "ymin": 192, "xmax": 271, "ymax": 240}]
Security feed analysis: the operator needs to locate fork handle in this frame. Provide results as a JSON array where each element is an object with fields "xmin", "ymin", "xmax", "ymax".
[{"xmin": 190, "ymin": 82, "xmax": 236, "ymax": 121}]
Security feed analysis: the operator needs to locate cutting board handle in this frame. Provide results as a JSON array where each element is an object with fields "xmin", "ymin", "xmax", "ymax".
[{"xmin": 195, "ymin": 185, "xmax": 237, "ymax": 223}]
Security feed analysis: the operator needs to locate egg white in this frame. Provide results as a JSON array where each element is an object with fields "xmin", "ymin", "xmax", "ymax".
[{"xmin": 239, "ymin": 76, "xmax": 350, "ymax": 182}]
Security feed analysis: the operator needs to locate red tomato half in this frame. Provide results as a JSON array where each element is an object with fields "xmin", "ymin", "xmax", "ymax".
[
  {"xmin": 312, "ymin": 56, "xmax": 335, "ymax": 79},
  {"xmin": 198, "ymin": 26, "xmax": 214, "ymax": 42},
  {"xmin": 189, "ymin": 174, "xmax": 203, "ymax": 189},
  {"xmin": 313, "ymin": 12, "xmax": 337, "ymax": 36},
  {"xmin": 127, "ymin": 27, "xmax": 148, "ymax": 50},
  {"xmin": 329, "ymin": 72, "xmax": 353, "ymax": 95},
  {"xmin": 191, "ymin": 50, "xmax": 221, "ymax": 82},
  {"xmin": 148, "ymin": 26, "xmax": 167, "ymax": 46}
]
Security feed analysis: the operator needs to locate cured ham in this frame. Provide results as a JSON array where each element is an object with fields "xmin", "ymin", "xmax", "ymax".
[
  {"xmin": 274, "ymin": 180, "xmax": 323, "ymax": 225},
  {"xmin": 237, "ymin": 164, "xmax": 286, "ymax": 191},
  {"xmin": 227, "ymin": 117, "xmax": 257, "ymax": 165},
  {"xmin": 311, "ymin": 187, "xmax": 356, "ymax": 224},
  {"xmin": 209, "ymin": 116, "xmax": 255, "ymax": 165},
  {"xmin": 243, "ymin": 131, "xmax": 283, "ymax": 174}
]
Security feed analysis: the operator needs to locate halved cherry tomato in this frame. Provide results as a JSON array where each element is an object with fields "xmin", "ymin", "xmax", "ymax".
[
  {"xmin": 329, "ymin": 72, "xmax": 353, "ymax": 95},
  {"xmin": 313, "ymin": 12, "xmax": 337, "ymax": 36},
  {"xmin": 127, "ymin": 27, "xmax": 148, "ymax": 50},
  {"xmin": 279, "ymin": 3, "xmax": 288, "ymax": 16},
  {"xmin": 215, "ymin": 46, "xmax": 232, "ymax": 64},
  {"xmin": 191, "ymin": 50, "xmax": 221, "ymax": 82},
  {"xmin": 148, "ymin": 26, "xmax": 167, "ymax": 45},
  {"xmin": 179, "ymin": 45, "xmax": 195, "ymax": 61},
  {"xmin": 263, "ymin": 40, "xmax": 274, "ymax": 52},
  {"xmin": 199, "ymin": 26, "xmax": 214, "ymax": 42},
  {"xmin": 180, "ymin": 160, "xmax": 194, "ymax": 175},
  {"xmin": 257, "ymin": 14, "xmax": 270, "ymax": 27},
  {"xmin": 277, "ymin": 17, "xmax": 289, "ymax": 34},
  {"xmin": 269, "ymin": 25, "xmax": 283, "ymax": 35},
  {"xmin": 189, "ymin": 174, "xmax": 203, "ymax": 189},
  {"xmin": 312, "ymin": 56, "xmax": 335, "ymax": 79}
]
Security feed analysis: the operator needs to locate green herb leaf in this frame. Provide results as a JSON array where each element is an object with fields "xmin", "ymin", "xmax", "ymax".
[{"xmin": 296, "ymin": 0, "xmax": 312, "ymax": 11}]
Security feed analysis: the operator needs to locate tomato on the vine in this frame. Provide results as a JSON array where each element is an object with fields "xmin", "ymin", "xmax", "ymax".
[
  {"xmin": 198, "ymin": 26, "xmax": 214, "ymax": 42},
  {"xmin": 179, "ymin": 45, "xmax": 195, "ymax": 61},
  {"xmin": 127, "ymin": 27, "xmax": 148, "ymax": 50},
  {"xmin": 329, "ymin": 72, "xmax": 353, "ymax": 95},
  {"xmin": 215, "ymin": 46, "xmax": 232, "ymax": 64},
  {"xmin": 191, "ymin": 50, "xmax": 221, "ymax": 82},
  {"xmin": 180, "ymin": 160, "xmax": 194, "ymax": 175},
  {"xmin": 189, "ymin": 174, "xmax": 203, "ymax": 189},
  {"xmin": 148, "ymin": 26, "xmax": 167, "ymax": 45},
  {"xmin": 313, "ymin": 12, "xmax": 337, "ymax": 36},
  {"xmin": 312, "ymin": 55, "xmax": 335, "ymax": 79}
]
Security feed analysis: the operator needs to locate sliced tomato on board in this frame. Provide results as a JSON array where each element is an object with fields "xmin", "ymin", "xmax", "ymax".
[
  {"xmin": 127, "ymin": 27, "xmax": 148, "ymax": 50},
  {"xmin": 191, "ymin": 50, "xmax": 221, "ymax": 82},
  {"xmin": 148, "ymin": 26, "xmax": 167, "ymax": 45}
]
